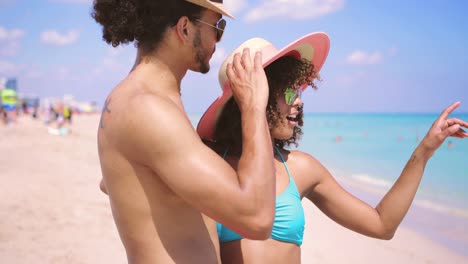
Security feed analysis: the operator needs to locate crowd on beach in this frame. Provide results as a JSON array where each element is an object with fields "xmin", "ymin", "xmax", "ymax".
[{"xmin": 0, "ymin": 87, "xmax": 99, "ymax": 136}]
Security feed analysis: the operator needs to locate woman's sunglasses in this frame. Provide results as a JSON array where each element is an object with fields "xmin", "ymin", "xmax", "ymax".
[
  {"xmin": 284, "ymin": 87, "xmax": 302, "ymax": 105},
  {"xmin": 195, "ymin": 18, "xmax": 226, "ymax": 42}
]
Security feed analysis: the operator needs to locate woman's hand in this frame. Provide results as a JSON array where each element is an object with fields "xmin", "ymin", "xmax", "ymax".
[{"xmin": 420, "ymin": 101, "xmax": 468, "ymax": 156}]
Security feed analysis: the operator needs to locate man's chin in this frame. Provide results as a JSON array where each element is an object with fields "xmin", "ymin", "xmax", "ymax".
[
  {"xmin": 199, "ymin": 64, "xmax": 210, "ymax": 74},
  {"xmin": 189, "ymin": 62, "xmax": 210, "ymax": 74}
]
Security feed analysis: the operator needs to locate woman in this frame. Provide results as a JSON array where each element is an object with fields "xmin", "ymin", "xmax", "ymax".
[{"xmin": 197, "ymin": 33, "xmax": 468, "ymax": 263}]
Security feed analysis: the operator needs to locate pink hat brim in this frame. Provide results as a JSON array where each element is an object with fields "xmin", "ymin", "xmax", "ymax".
[{"xmin": 197, "ymin": 32, "xmax": 330, "ymax": 141}]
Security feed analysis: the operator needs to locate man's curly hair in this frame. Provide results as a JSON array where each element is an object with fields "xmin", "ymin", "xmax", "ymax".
[
  {"xmin": 92, "ymin": 0, "xmax": 203, "ymax": 52},
  {"xmin": 213, "ymin": 55, "xmax": 319, "ymax": 154}
]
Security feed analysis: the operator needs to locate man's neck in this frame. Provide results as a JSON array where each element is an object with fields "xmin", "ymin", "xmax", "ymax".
[{"xmin": 131, "ymin": 46, "xmax": 187, "ymax": 96}]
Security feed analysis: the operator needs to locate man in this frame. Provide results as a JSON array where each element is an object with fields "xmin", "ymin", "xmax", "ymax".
[{"xmin": 93, "ymin": 1, "xmax": 276, "ymax": 263}]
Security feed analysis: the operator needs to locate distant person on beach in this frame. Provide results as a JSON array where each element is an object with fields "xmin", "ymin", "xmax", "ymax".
[
  {"xmin": 62, "ymin": 104, "xmax": 72, "ymax": 124},
  {"xmin": 31, "ymin": 98, "xmax": 40, "ymax": 119},
  {"xmin": 1, "ymin": 88, "xmax": 18, "ymax": 125},
  {"xmin": 197, "ymin": 34, "xmax": 468, "ymax": 263},
  {"xmin": 93, "ymin": 0, "xmax": 277, "ymax": 263},
  {"xmin": 0, "ymin": 104, "xmax": 4, "ymax": 124},
  {"xmin": 46, "ymin": 101, "xmax": 71, "ymax": 136}
]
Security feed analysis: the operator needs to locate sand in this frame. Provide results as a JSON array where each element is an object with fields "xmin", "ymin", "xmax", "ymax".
[{"xmin": 1, "ymin": 114, "xmax": 467, "ymax": 263}]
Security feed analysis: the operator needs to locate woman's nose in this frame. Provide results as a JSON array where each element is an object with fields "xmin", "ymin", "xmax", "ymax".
[{"xmin": 293, "ymin": 96, "xmax": 302, "ymax": 108}]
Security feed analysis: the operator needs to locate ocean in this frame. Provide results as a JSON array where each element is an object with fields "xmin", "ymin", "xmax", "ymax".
[
  {"xmin": 188, "ymin": 112, "xmax": 468, "ymax": 256},
  {"xmin": 299, "ymin": 113, "xmax": 468, "ymax": 212}
]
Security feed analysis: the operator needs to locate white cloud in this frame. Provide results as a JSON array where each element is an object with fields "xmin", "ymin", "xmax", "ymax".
[
  {"xmin": 56, "ymin": 66, "xmax": 70, "ymax": 80},
  {"xmin": 0, "ymin": 60, "xmax": 42, "ymax": 84},
  {"xmin": 210, "ymin": 47, "xmax": 226, "ymax": 65},
  {"xmin": 104, "ymin": 46, "xmax": 132, "ymax": 68},
  {"xmin": 335, "ymin": 70, "xmax": 368, "ymax": 86},
  {"xmin": 102, "ymin": 57, "xmax": 122, "ymax": 70},
  {"xmin": 0, "ymin": 26, "xmax": 25, "ymax": 57},
  {"xmin": 40, "ymin": 30, "xmax": 80, "ymax": 46},
  {"xmin": 201, "ymin": 47, "xmax": 227, "ymax": 80},
  {"xmin": 54, "ymin": 65, "xmax": 81, "ymax": 81},
  {"xmin": 346, "ymin": 50, "xmax": 383, "ymax": 65},
  {"xmin": 0, "ymin": 60, "xmax": 19, "ymax": 75},
  {"xmin": 93, "ymin": 46, "xmax": 135, "ymax": 76},
  {"xmin": 224, "ymin": 0, "xmax": 248, "ymax": 14},
  {"xmin": 108, "ymin": 45, "xmax": 125, "ymax": 57},
  {"xmin": 245, "ymin": 0, "xmax": 344, "ymax": 23},
  {"xmin": 0, "ymin": 27, "xmax": 24, "ymax": 40},
  {"xmin": 24, "ymin": 69, "xmax": 43, "ymax": 79}
]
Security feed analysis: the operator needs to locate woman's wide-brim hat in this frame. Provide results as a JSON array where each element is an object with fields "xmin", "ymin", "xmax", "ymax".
[
  {"xmin": 185, "ymin": 0, "xmax": 234, "ymax": 18},
  {"xmin": 197, "ymin": 32, "xmax": 330, "ymax": 141}
]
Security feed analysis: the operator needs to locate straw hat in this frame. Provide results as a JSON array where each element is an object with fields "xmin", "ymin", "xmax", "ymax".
[
  {"xmin": 197, "ymin": 32, "xmax": 330, "ymax": 141},
  {"xmin": 185, "ymin": 0, "xmax": 234, "ymax": 18}
]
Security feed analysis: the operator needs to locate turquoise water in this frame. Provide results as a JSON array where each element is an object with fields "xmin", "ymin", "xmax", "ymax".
[
  {"xmin": 189, "ymin": 112, "xmax": 468, "ymax": 255},
  {"xmin": 298, "ymin": 113, "xmax": 468, "ymax": 215},
  {"xmin": 297, "ymin": 113, "xmax": 468, "ymax": 256}
]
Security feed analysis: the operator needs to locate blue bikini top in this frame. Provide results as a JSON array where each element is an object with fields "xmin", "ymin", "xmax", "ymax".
[{"xmin": 217, "ymin": 146, "xmax": 305, "ymax": 246}]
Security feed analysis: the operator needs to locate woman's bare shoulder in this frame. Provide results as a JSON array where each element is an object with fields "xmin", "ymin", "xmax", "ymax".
[{"xmin": 286, "ymin": 149, "xmax": 330, "ymax": 197}]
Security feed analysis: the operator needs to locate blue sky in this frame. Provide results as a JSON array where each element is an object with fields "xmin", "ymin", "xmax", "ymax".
[{"xmin": 1, "ymin": 0, "xmax": 467, "ymax": 113}]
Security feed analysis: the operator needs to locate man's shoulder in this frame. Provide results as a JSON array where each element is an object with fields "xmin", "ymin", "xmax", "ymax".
[
  {"xmin": 105, "ymin": 82, "xmax": 174, "ymax": 125},
  {"xmin": 118, "ymin": 82, "xmax": 179, "ymax": 116},
  {"xmin": 109, "ymin": 92, "xmax": 194, "ymax": 161},
  {"xmin": 107, "ymin": 76, "xmax": 193, "ymax": 143},
  {"xmin": 122, "ymin": 90, "xmax": 193, "ymax": 138}
]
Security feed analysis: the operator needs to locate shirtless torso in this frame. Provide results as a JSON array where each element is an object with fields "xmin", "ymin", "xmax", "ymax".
[
  {"xmin": 98, "ymin": 76, "xmax": 222, "ymax": 263},
  {"xmin": 97, "ymin": 7, "xmax": 275, "ymax": 263}
]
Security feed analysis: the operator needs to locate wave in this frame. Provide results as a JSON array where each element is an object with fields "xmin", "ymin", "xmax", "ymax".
[
  {"xmin": 351, "ymin": 174, "xmax": 393, "ymax": 189},
  {"xmin": 348, "ymin": 173, "xmax": 468, "ymax": 219},
  {"xmin": 413, "ymin": 199, "xmax": 468, "ymax": 219}
]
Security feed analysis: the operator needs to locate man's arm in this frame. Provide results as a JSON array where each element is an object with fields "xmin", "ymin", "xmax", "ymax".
[
  {"xmin": 121, "ymin": 50, "xmax": 275, "ymax": 239},
  {"xmin": 121, "ymin": 96, "xmax": 273, "ymax": 239}
]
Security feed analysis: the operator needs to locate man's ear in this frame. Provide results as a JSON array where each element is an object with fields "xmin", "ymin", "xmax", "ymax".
[{"xmin": 176, "ymin": 16, "xmax": 190, "ymax": 42}]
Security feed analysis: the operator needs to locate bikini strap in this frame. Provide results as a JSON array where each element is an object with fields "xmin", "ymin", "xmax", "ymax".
[
  {"xmin": 275, "ymin": 146, "xmax": 301, "ymax": 198},
  {"xmin": 274, "ymin": 146, "xmax": 293, "ymax": 179}
]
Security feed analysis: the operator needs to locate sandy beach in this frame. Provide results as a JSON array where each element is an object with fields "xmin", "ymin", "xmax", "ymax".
[{"xmin": 1, "ymin": 114, "xmax": 467, "ymax": 264}]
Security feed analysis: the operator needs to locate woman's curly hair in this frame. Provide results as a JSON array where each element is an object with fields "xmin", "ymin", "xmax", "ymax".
[
  {"xmin": 213, "ymin": 55, "xmax": 320, "ymax": 154},
  {"xmin": 92, "ymin": 0, "xmax": 203, "ymax": 52}
]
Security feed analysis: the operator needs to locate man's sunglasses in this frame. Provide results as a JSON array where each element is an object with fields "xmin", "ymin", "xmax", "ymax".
[
  {"xmin": 284, "ymin": 87, "xmax": 303, "ymax": 105},
  {"xmin": 195, "ymin": 18, "xmax": 226, "ymax": 42}
]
